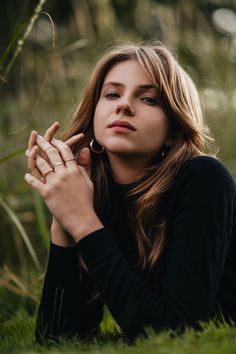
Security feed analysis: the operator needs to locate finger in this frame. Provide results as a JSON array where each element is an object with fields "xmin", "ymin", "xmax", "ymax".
[
  {"xmin": 24, "ymin": 172, "xmax": 45, "ymax": 195},
  {"xmin": 42, "ymin": 122, "xmax": 60, "ymax": 165},
  {"xmin": 36, "ymin": 135, "xmax": 65, "ymax": 170},
  {"xmin": 27, "ymin": 130, "xmax": 37, "ymax": 151},
  {"xmin": 35, "ymin": 154, "xmax": 55, "ymax": 181},
  {"xmin": 44, "ymin": 121, "xmax": 60, "ymax": 141},
  {"xmin": 79, "ymin": 148, "xmax": 91, "ymax": 177},
  {"xmin": 26, "ymin": 145, "xmax": 45, "ymax": 183},
  {"xmin": 50, "ymin": 137, "xmax": 78, "ymax": 169},
  {"xmin": 64, "ymin": 133, "xmax": 84, "ymax": 147},
  {"xmin": 77, "ymin": 165, "xmax": 93, "ymax": 188},
  {"xmin": 26, "ymin": 131, "xmax": 45, "ymax": 182}
]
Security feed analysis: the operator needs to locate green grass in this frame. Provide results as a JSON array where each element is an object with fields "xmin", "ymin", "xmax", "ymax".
[{"xmin": 1, "ymin": 311, "xmax": 236, "ymax": 354}]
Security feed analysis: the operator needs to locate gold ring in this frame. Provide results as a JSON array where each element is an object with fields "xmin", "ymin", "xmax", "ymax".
[
  {"xmin": 44, "ymin": 146, "xmax": 55, "ymax": 153},
  {"xmin": 53, "ymin": 162, "xmax": 64, "ymax": 167},
  {"xmin": 65, "ymin": 158, "xmax": 76, "ymax": 163},
  {"xmin": 43, "ymin": 168, "xmax": 54, "ymax": 178}
]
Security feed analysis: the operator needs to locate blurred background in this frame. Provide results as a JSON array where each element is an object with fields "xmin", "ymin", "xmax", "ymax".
[{"xmin": 0, "ymin": 0, "xmax": 236, "ymax": 329}]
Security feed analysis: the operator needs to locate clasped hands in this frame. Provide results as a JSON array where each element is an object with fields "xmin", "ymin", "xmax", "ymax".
[{"xmin": 24, "ymin": 122, "xmax": 103, "ymax": 242}]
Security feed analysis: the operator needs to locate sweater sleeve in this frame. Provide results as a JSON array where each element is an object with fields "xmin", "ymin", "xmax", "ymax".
[
  {"xmin": 35, "ymin": 241, "xmax": 103, "ymax": 344},
  {"xmin": 77, "ymin": 157, "xmax": 235, "ymax": 343}
]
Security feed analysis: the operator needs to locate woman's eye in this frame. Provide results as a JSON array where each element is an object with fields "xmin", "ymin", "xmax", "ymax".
[
  {"xmin": 105, "ymin": 92, "xmax": 119, "ymax": 99},
  {"xmin": 141, "ymin": 97, "xmax": 157, "ymax": 106}
]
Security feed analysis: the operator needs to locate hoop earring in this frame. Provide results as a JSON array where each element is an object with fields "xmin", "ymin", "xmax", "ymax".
[{"xmin": 89, "ymin": 138, "xmax": 105, "ymax": 154}]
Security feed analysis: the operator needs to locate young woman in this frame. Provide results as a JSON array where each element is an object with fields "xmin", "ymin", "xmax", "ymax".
[{"xmin": 25, "ymin": 41, "xmax": 236, "ymax": 344}]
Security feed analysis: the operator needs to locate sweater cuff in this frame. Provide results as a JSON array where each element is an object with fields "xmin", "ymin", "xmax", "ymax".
[
  {"xmin": 50, "ymin": 241, "xmax": 77, "ymax": 257},
  {"xmin": 47, "ymin": 241, "xmax": 78, "ymax": 273},
  {"xmin": 77, "ymin": 228, "xmax": 121, "ymax": 269}
]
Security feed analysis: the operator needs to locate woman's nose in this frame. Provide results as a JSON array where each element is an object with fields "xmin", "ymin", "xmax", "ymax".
[{"xmin": 115, "ymin": 99, "xmax": 135, "ymax": 116}]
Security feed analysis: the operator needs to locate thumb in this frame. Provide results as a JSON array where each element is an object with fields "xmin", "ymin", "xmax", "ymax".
[{"xmin": 79, "ymin": 147, "xmax": 91, "ymax": 177}]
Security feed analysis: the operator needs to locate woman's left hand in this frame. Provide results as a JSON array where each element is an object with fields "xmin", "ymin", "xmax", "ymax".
[{"xmin": 24, "ymin": 134, "xmax": 103, "ymax": 242}]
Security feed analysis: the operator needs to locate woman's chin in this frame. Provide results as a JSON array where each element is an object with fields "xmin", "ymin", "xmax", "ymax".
[
  {"xmin": 104, "ymin": 142, "xmax": 135, "ymax": 154},
  {"xmin": 107, "ymin": 151, "xmax": 133, "ymax": 158}
]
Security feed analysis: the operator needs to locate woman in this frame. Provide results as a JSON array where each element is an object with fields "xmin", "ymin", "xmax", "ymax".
[{"xmin": 25, "ymin": 41, "xmax": 236, "ymax": 344}]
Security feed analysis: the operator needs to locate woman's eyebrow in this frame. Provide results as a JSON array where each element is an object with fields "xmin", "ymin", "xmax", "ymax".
[
  {"xmin": 103, "ymin": 81, "xmax": 124, "ymax": 88},
  {"xmin": 102, "ymin": 81, "xmax": 157, "ymax": 91}
]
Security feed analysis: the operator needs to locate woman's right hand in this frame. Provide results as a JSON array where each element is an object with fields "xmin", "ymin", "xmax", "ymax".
[{"xmin": 25, "ymin": 121, "xmax": 91, "ymax": 247}]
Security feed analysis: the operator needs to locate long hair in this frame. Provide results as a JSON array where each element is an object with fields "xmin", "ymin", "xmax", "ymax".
[{"xmin": 61, "ymin": 41, "xmax": 216, "ymax": 275}]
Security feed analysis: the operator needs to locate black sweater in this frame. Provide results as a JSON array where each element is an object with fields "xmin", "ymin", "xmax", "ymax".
[{"xmin": 35, "ymin": 156, "xmax": 236, "ymax": 344}]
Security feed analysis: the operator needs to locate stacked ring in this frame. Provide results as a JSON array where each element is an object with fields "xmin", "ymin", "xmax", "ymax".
[
  {"xmin": 43, "ymin": 168, "xmax": 54, "ymax": 178},
  {"xmin": 53, "ymin": 162, "xmax": 64, "ymax": 167},
  {"xmin": 65, "ymin": 158, "xmax": 76, "ymax": 163}
]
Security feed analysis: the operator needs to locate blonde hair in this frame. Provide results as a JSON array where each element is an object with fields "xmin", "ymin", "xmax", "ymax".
[{"xmin": 62, "ymin": 41, "xmax": 216, "ymax": 276}]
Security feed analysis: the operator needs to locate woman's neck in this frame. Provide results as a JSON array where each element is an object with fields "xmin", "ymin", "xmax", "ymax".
[{"xmin": 107, "ymin": 153, "xmax": 151, "ymax": 184}]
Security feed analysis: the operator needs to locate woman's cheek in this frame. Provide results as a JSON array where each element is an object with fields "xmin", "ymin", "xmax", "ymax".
[{"xmin": 93, "ymin": 116, "xmax": 104, "ymax": 144}]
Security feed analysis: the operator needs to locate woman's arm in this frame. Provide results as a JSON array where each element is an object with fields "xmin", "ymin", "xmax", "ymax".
[
  {"xmin": 35, "ymin": 222, "xmax": 104, "ymax": 343},
  {"xmin": 76, "ymin": 157, "xmax": 235, "ymax": 343},
  {"xmin": 28, "ymin": 124, "xmax": 103, "ymax": 343}
]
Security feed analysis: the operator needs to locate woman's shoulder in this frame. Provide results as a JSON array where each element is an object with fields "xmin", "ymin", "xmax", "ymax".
[
  {"xmin": 178, "ymin": 155, "xmax": 234, "ymax": 182},
  {"xmin": 180, "ymin": 155, "xmax": 231, "ymax": 173},
  {"xmin": 173, "ymin": 155, "xmax": 236, "ymax": 198}
]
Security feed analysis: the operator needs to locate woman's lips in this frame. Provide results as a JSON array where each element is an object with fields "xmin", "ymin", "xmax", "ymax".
[
  {"xmin": 109, "ymin": 126, "xmax": 135, "ymax": 133},
  {"xmin": 108, "ymin": 120, "xmax": 136, "ymax": 132}
]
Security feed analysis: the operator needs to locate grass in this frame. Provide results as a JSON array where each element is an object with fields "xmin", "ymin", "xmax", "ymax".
[{"xmin": 1, "ymin": 311, "xmax": 236, "ymax": 354}]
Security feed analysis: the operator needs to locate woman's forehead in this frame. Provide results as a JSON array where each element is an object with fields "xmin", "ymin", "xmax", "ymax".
[{"xmin": 103, "ymin": 60, "xmax": 157, "ymax": 89}]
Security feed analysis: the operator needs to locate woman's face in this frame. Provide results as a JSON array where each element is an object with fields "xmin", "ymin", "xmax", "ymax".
[{"xmin": 93, "ymin": 60, "xmax": 170, "ymax": 162}]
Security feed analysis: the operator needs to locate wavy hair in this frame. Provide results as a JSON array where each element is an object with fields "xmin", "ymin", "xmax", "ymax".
[{"xmin": 61, "ymin": 41, "xmax": 216, "ymax": 276}]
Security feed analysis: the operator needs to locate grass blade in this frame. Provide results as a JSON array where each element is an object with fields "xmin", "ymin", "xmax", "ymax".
[
  {"xmin": 0, "ymin": 196, "xmax": 41, "ymax": 271},
  {"xmin": 0, "ymin": 22, "xmax": 26, "ymax": 69},
  {"xmin": 0, "ymin": 148, "xmax": 25, "ymax": 164},
  {"xmin": 33, "ymin": 190, "xmax": 50, "ymax": 251}
]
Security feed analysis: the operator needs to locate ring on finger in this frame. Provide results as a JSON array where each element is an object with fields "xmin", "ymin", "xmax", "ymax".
[
  {"xmin": 65, "ymin": 158, "xmax": 76, "ymax": 163},
  {"xmin": 53, "ymin": 161, "xmax": 64, "ymax": 167},
  {"xmin": 43, "ymin": 168, "xmax": 54, "ymax": 178}
]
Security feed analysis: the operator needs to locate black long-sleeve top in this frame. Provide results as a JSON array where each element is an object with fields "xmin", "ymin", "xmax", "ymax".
[{"xmin": 35, "ymin": 156, "xmax": 236, "ymax": 344}]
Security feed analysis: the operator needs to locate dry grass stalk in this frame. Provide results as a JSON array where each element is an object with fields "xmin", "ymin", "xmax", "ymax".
[{"xmin": 4, "ymin": 0, "xmax": 47, "ymax": 79}]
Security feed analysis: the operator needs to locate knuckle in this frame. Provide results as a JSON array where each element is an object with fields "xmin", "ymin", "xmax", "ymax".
[
  {"xmin": 51, "ymin": 177, "xmax": 61, "ymax": 189},
  {"xmin": 58, "ymin": 170, "xmax": 67, "ymax": 181},
  {"xmin": 69, "ymin": 166, "xmax": 78, "ymax": 175}
]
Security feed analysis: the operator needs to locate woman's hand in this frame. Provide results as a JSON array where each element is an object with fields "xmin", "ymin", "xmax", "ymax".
[
  {"xmin": 25, "ymin": 122, "xmax": 90, "ymax": 246},
  {"xmin": 25, "ymin": 132, "xmax": 103, "ymax": 242}
]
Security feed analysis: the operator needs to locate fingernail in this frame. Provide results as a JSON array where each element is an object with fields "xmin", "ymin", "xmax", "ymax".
[
  {"xmin": 24, "ymin": 173, "xmax": 32, "ymax": 182},
  {"xmin": 25, "ymin": 149, "xmax": 33, "ymax": 156}
]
